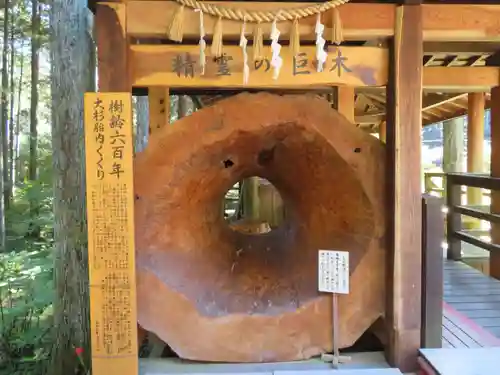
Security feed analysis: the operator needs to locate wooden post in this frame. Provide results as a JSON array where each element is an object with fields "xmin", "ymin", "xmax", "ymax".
[
  {"xmin": 385, "ymin": 4, "xmax": 422, "ymax": 372},
  {"xmin": 148, "ymin": 88, "xmax": 170, "ymax": 135},
  {"xmin": 93, "ymin": 3, "xmax": 139, "ymax": 375},
  {"xmin": 421, "ymin": 195, "xmax": 444, "ymax": 349},
  {"xmin": 84, "ymin": 94, "xmax": 139, "ymax": 375},
  {"xmin": 379, "ymin": 121, "xmax": 386, "ymax": 143},
  {"xmin": 467, "ymin": 93, "xmax": 485, "ymax": 227},
  {"xmin": 446, "ymin": 174, "xmax": 462, "ymax": 261},
  {"xmin": 490, "ymin": 87, "xmax": 500, "ymax": 279},
  {"xmin": 336, "ymin": 87, "xmax": 355, "ymax": 124},
  {"xmin": 96, "ymin": 3, "xmax": 129, "ymax": 92}
]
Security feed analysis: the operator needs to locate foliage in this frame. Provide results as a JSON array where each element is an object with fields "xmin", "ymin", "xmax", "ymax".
[
  {"xmin": 0, "ymin": 248, "xmax": 53, "ymax": 375},
  {"xmin": 0, "ymin": 131, "xmax": 54, "ymax": 374}
]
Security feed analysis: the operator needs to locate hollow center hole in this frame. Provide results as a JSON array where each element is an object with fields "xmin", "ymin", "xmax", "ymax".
[{"xmin": 223, "ymin": 177, "xmax": 286, "ymax": 235}]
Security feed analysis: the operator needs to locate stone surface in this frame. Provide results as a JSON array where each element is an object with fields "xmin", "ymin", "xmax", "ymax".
[{"xmin": 134, "ymin": 93, "xmax": 386, "ymax": 362}]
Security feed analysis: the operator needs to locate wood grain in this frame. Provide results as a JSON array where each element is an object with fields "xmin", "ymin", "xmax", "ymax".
[
  {"xmin": 130, "ymin": 45, "xmax": 389, "ymax": 88},
  {"xmin": 133, "ymin": 93, "xmax": 387, "ymax": 362},
  {"xmin": 385, "ymin": 4, "xmax": 423, "ymax": 372},
  {"xmin": 96, "ymin": 3, "xmax": 129, "ymax": 91},
  {"xmin": 126, "ymin": 1, "xmax": 395, "ymax": 41},
  {"xmin": 84, "ymin": 93, "xmax": 139, "ymax": 375}
]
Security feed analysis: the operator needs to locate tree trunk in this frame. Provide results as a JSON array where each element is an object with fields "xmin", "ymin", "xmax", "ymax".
[
  {"xmin": 178, "ymin": 95, "xmax": 193, "ymax": 118},
  {"xmin": 135, "ymin": 96, "xmax": 149, "ymax": 153},
  {"xmin": 8, "ymin": 7, "xmax": 15, "ymax": 194},
  {"xmin": 1, "ymin": 0, "xmax": 10, "ymax": 210},
  {"xmin": 49, "ymin": 0, "xmax": 93, "ymax": 374},
  {"xmin": 14, "ymin": 42, "xmax": 24, "ymax": 183},
  {"xmin": 29, "ymin": 0, "xmax": 39, "ymax": 183}
]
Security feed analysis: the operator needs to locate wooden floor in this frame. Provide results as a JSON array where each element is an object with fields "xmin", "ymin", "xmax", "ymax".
[{"xmin": 443, "ymin": 260, "xmax": 500, "ymax": 347}]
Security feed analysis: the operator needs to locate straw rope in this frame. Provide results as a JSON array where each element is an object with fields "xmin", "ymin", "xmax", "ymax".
[{"xmin": 170, "ymin": 0, "xmax": 351, "ymax": 23}]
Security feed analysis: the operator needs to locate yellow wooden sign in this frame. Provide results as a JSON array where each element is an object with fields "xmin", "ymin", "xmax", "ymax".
[
  {"xmin": 130, "ymin": 45, "xmax": 388, "ymax": 88},
  {"xmin": 84, "ymin": 93, "xmax": 138, "ymax": 374}
]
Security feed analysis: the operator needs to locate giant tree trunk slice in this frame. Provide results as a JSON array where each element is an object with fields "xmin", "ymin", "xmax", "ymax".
[{"xmin": 134, "ymin": 93, "xmax": 386, "ymax": 362}]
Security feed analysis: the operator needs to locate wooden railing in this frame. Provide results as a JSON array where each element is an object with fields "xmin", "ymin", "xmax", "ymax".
[
  {"xmin": 446, "ymin": 173, "xmax": 500, "ymax": 260},
  {"xmin": 424, "ymin": 171, "xmax": 491, "ymax": 200}
]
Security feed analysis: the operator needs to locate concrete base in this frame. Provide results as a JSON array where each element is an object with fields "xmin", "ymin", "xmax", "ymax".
[{"xmin": 139, "ymin": 352, "xmax": 402, "ymax": 374}]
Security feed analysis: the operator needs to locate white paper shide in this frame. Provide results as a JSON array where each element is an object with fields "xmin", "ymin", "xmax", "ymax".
[
  {"xmin": 318, "ymin": 250, "xmax": 349, "ymax": 294},
  {"xmin": 315, "ymin": 14, "xmax": 327, "ymax": 73},
  {"xmin": 196, "ymin": 9, "xmax": 206, "ymax": 75},
  {"xmin": 240, "ymin": 20, "xmax": 249, "ymax": 84},
  {"xmin": 270, "ymin": 19, "xmax": 283, "ymax": 80}
]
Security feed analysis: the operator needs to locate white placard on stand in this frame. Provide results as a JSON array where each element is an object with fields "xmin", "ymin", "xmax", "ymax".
[
  {"xmin": 318, "ymin": 249, "xmax": 351, "ymax": 368},
  {"xmin": 318, "ymin": 250, "xmax": 349, "ymax": 294}
]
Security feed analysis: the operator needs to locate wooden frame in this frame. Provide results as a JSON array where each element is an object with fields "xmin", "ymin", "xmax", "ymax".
[{"xmin": 90, "ymin": 1, "xmax": 500, "ymax": 374}]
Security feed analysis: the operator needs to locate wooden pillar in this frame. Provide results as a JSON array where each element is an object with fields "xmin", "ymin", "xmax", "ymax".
[
  {"xmin": 337, "ymin": 86, "xmax": 355, "ymax": 124},
  {"xmin": 385, "ymin": 4, "xmax": 422, "ymax": 372},
  {"xmin": 242, "ymin": 177, "xmax": 260, "ymax": 221},
  {"xmin": 148, "ymin": 88, "xmax": 170, "ymax": 135},
  {"xmin": 467, "ymin": 93, "xmax": 485, "ymax": 208},
  {"xmin": 490, "ymin": 88, "xmax": 500, "ymax": 279},
  {"xmin": 96, "ymin": 3, "xmax": 129, "ymax": 92},
  {"xmin": 94, "ymin": 3, "xmax": 139, "ymax": 374},
  {"xmin": 443, "ymin": 118, "xmax": 465, "ymax": 174},
  {"xmin": 379, "ymin": 121, "xmax": 387, "ymax": 143}
]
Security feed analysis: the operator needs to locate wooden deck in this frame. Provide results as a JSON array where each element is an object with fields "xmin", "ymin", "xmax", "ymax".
[
  {"xmin": 443, "ymin": 259, "xmax": 500, "ymax": 344},
  {"xmin": 417, "ymin": 260, "xmax": 500, "ymax": 374}
]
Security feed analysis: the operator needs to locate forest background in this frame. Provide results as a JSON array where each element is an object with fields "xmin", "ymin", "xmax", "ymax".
[
  {"xmin": 0, "ymin": 1, "xmax": 199, "ymax": 374},
  {"xmin": 0, "ymin": 0, "xmax": 485, "ymax": 374}
]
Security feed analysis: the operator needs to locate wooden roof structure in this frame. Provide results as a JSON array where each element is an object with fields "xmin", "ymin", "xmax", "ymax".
[{"xmin": 88, "ymin": 0, "xmax": 500, "ymax": 130}]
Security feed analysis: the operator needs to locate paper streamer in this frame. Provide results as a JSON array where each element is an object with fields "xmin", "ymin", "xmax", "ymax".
[
  {"xmin": 195, "ymin": 9, "xmax": 206, "ymax": 75},
  {"xmin": 270, "ymin": 19, "xmax": 283, "ymax": 80},
  {"xmin": 315, "ymin": 13, "xmax": 327, "ymax": 73},
  {"xmin": 240, "ymin": 18, "xmax": 249, "ymax": 84}
]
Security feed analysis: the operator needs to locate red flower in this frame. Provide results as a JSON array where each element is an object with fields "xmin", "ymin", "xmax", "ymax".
[{"xmin": 75, "ymin": 347, "xmax": 84, "ymax": 356}]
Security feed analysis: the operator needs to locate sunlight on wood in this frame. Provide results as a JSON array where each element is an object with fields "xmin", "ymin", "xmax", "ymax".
[{"xmin": 84, "ymin": 92, "xmax": 139, "ymax": 375}]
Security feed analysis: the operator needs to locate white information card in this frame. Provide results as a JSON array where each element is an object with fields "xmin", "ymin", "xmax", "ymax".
[{"xmin": 318, "ymin": 250, "xmax": 349, "ymax": 294}]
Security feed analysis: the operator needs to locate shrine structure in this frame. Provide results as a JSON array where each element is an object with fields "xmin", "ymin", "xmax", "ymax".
[{"xmin": 84, "ymin": 0, "xmax": 500, "ymax": 375}]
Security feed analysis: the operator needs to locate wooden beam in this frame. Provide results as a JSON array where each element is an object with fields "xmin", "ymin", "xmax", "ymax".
[
  {"xmin": 126, "ymin": 2, "xmax": 500, "ymax": 42},
  {"xmin": 385, "ymin": 4, "xmax": 422, "ymax": 372},
  {"xmin": 490, "ymin": 87, "xmax": 500, "ymax": 280},
  {"xmin": 356, "ymin": 113, "xmax": 385, "ymax": 124},
  {"xmin": 337, "ymin": 87, "xmax": 355, "ymax": 123},
  {"xmin": 423, "ymin": 67, "xmax": 500, "ymax": 90},
  {"xmin": 422, "ymin": 93, "xmax": 467, "ymax": 111},
  {"xmin": 129, "ymin": 45, "xmax": 389, "ymax": 88},
  {"xmin": 422, "ymin": 4, "xmax": 500, "ymax": 42},
  {"xmin": 96, "ymin": 2, "xmax": 129, "ymax": 91},
  {"xmin": 127, "ymin": 2, "xmax": 395, "ymax": 41},
  {"xmin": 423, "ymin": 41, "xmax": 500, "ymax": 54}
]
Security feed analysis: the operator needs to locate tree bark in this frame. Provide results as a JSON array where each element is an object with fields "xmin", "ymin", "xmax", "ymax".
[
  {"xmin": 1, "ymin": 0, "xmax": 10, "ymax": 210},
  {"xmin": 49, "ymin": 0, "xmax": 93, "ymax": 373},
  {"xmin": 29, "ymin": 0, "xmax": 39, "ymax": 183},
  {"xmin": 8, "ymin": 7, "xmax": 15, "ymax": 194},
  {"xmin": 135, "ymin": 96, "xmax": 149, "ymax": 153},
  {"xmin": 14, "ymin": 42, "xmax": 24, "ymax": 183}
]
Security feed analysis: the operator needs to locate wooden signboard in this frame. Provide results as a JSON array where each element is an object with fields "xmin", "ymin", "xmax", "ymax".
[
  {"xmin": 84, "ymin": 93, "xmax": 138, "ymax": 375},
  {"xmin": 130, "ymin": 45, "xmax": 388, "ymax": 88}
]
